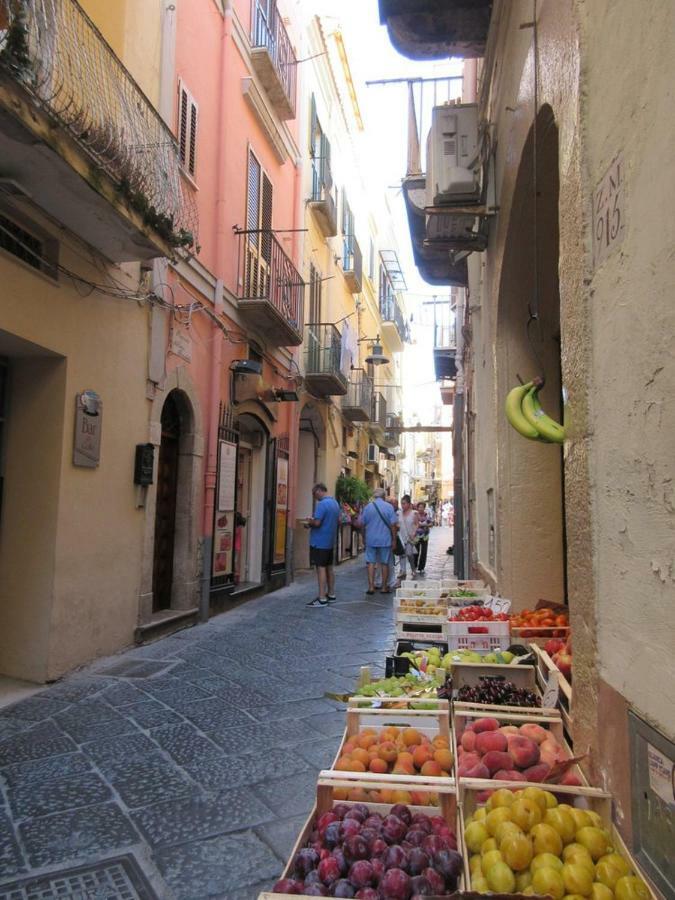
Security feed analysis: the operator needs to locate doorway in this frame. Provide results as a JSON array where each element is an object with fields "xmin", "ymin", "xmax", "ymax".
[
  {"xmin": 236, "ymin": 413, "xmax": 269, "ymax": 587},
  {"xmin": 236, "ymin": 445, "xmax": 252, "ymax": 582},
  {"xmin": 152, "ymin": 392, "xmax": 181, "ymax": 611}
]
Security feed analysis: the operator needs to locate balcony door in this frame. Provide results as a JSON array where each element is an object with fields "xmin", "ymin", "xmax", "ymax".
[
  {"xmin": 245, "ymin": 149, "xmax": 273, "ymax": 298},
  {"xmin": 306, "ymin": 264, "xmax": 322, "ymax": 370}
]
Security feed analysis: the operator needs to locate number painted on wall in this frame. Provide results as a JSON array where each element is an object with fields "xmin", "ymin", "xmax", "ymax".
[{"xmin": 593, "ymin": 152, "xmax": 625, "ymax": 268}]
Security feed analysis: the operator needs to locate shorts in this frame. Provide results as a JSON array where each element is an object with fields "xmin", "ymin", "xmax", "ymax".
[
  {"xmin": 310, "ymin": 546, "xmax": 334, "ymax": 567},
  {"xmin": 365, "ymin": 545, "xmax": 390, "ymax": 565}
]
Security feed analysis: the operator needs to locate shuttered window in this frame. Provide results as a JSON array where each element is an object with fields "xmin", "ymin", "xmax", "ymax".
[
  {"xmin": 244, "ymin": 149, "xmax": 274, "ymax": 297},
  {"xmin": 178, "ymin": 81, "xmax": 198, "ymax": 179}
]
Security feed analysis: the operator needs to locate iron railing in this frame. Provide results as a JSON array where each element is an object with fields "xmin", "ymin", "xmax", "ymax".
[
  {"xmin": 0, "ymin": 0, "xmax": 198, "ymax": 249},
  {"xmin": 434, "ymin": 322, "xmax": 456, "ymax": 349},
  {"xmin": 251, "ymin": 0, "xmax": 297, "ymax": 117},
  {"xmin": 371, "ymin": 392, "xmax": 387, "ymax": 432},
  {"xmin": 343, "ymin": 233, "xmax": 363, "ymax": 283},
  {"xmin": 379, "ymin": 294, "xmax": 410, "ymax": 343},
  {"xmin": 384, "ymin": 413, "xmax": 402, "ymax": 447},
  {"xmin": 310, "ymin": 157, "xmax": 336, "ymax": 224},
  {"xmin": 305, "ymin": 323, "xmax": 347, "ymax": 384},
  {"xmin": 344, "ymin": 367, "xmax": 373, "ymax": 415},
  {"xmin": 238, "ymin": 230, "xmax": 303, "ymax": 332}
]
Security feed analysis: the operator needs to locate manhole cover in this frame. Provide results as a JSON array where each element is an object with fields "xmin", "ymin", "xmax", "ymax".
[
  {"xmin": 0, "ymin": 855, "xmax": 158, "ymax": 899},
  {"xmin": 97, "ymin": 660, "xmax": 174, "ymax": 679}
]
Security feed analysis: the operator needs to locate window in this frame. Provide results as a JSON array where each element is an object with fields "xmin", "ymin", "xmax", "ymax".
[
  {"xmin": 308, "ymin": 263, "xmax": 322, "ymax": 324},
  {"xmin": 309, "ymin": 95, "xmax": 332, "ymax": 200},
  {"xmin": 342, "ymin": 190, "xmax": 354, "ymax": 268},
  {"xmin": 369, "ymin": 238, "xmax": 375, "ymax": 281},
  {"xmin": 243, "ymin": 149, "xmax": 273, "ymax": 297},
  {"xmin": 0, "ymin": 211, "xmax": 57, "ymax": 278},
  {"xmin": 178, "ymin": 81, "xmax": 198, "ymax": 178}
]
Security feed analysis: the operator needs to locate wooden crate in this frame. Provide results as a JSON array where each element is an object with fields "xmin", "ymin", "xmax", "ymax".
[
  {"xmin": 451, "ymin": 660, "xmax": 555, "ymax": 716},
  {"xmin": 396, "ymin": 621, "xmax": 446, "ymax": 643},
  {"xmin": 348, "ymin": 696, "xmax": 449, "ymax": 711},
  {"xmin": 453, "ymin": 707, "xmax": 587, "ymax": 788},
  {"xmin": 512, "ymin": 624, "xmax": 570, "ymax": 647},
  {"xmin": 532, "ymin": 642, "xmax": 573, "ymax": 743},
  {"xmin": 330, "ymin": 704, "xmax": 454, "ymax": 784},
  {"xmin": 262, "ymin": 774, "xmax": 463, "ymax": 898},
  {"xmin": 460, "ymin": 781, "xmax": 660, "ymax": 899}
]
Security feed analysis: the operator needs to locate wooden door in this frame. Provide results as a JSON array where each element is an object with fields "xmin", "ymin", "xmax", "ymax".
[
  {"xmin": 236, "ymin": 446, "xmax": 252, "ymax": 582},
  {"xmin": 152, "ymin": 394, "xmax": 181, "ymax": 611}
]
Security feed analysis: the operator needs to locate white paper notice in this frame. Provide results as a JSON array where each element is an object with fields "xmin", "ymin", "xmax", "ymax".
[
  {"xmin": 217, "ymin": 441, "xmax": 237, "ymax": 511},
  {"xmin": 647, "ymin": 743, "xmax": 675, "ymax": 807}
]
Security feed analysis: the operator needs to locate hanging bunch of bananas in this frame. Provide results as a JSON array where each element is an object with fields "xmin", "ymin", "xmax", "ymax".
[{"xmin": 505, "ymin": 377, "xmax": 565, "ymax": 444}]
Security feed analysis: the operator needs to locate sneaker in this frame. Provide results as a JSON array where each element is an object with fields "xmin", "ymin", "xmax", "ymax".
[
  {"xmin": 325, "ymin": 595, "xmax": 337, "ymax": 603},
  {"xmin": 307, "ymin": 597, "xmax": 328, "ymax": 608}
]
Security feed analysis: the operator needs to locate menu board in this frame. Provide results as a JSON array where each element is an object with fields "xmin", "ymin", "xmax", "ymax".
[
  {"xmin": 213, "ymin": 440, "xmax": 237, "ymax": 576},
  {"xmin": 273, "ymin": 455, "xmax": 288, "ymax": 565}
]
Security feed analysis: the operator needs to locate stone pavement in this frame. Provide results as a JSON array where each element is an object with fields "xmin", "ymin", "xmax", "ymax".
[{"xmin": 0, "ymin": 527, "xmax": 455, "ymax": 900}]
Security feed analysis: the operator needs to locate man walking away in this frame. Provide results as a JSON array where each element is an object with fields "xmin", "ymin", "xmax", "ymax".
[
  {"xmin": 360, "ymin": 487, "xmax": 397, "ymax": 595},
  {"xmin": 305, "ymin": 483, "xmax": 340, "ymax": 608}
]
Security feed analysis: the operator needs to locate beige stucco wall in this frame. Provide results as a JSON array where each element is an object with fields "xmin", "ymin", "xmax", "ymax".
[{"xmin": 0, "ymin": 220, "xmax": 148, "ymax": 682}]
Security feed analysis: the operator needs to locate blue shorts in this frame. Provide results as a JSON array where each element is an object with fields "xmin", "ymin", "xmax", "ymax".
[{"xmin": 365, "ymin": 545, "xmax": 390, "ymax": 565}]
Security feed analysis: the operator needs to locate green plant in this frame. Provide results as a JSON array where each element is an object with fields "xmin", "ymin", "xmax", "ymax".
[
  {"xmin": 0, "ymin": 2, "xmax": 31, "ymax": 72},
  {"xmin": 335, "ymin": 474, "xmax": 370, "ymax": 506}
]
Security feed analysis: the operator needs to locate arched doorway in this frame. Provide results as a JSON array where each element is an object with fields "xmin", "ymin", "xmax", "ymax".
[
  {"xmin": 496, "ymin": 105, "xmax": 567, "ymax": 607},
  {"xmin": 152, "ymin": 389, "xmax": 196, "ymax": 612}
]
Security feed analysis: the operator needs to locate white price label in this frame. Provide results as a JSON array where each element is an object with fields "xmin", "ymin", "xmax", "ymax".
[{"xmin": 543, "ymin": 672, "xmax": 560, "ymax": 708}]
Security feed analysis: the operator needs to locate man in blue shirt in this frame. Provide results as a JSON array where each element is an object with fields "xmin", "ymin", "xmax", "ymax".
[
  {"xmin": 305, "ymin": 482, "xmax": 340, "ymax": 608},
  {"xmin": 360, "ymin": 487, "xmax": 397, "ymax": 595}
]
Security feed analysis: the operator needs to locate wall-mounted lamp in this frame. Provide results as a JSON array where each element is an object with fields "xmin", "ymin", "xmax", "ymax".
[
  {"xmin": 230, "ymin": 359, "xmax": 262, "ymax": 376},
  {"xmin": 358, "ymin": 334, "xmax": 389, "ymax": 366}
]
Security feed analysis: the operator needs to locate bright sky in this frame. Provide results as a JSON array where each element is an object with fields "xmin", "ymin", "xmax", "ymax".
[{"xmin": 333, "ymin": 2, "xmax": 463, "ymax": 423}]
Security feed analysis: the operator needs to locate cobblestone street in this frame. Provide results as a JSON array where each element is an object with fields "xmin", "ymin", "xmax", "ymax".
[{"xmin": 0, "ymin": 532, "xmax": 454, "ymax": 899}]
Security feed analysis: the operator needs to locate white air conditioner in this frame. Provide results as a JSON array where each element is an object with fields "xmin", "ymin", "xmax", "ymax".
[
  {"xmin": 367, "ymin": 443, "xmax": 378, "ymax": 464},
  {"xmin": 426, "ymin": 103, "xmax": 480, "ymax": 206}
]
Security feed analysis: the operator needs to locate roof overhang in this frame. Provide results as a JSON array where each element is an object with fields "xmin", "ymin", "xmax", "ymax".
[{"xmin": 378, "ymin": 0, "xmax": 492, "ymax": 60}]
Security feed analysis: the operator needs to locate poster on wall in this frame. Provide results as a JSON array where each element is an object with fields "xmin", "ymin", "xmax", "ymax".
[
  {"xmin": 273, "ymin": 455, "xmax": 288, "ymax": 565},
  {"xmin": 213, "ymin": 440, "xmax": 237, "ymax": 577}
]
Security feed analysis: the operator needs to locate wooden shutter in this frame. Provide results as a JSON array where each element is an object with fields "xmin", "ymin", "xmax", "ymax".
[
  {"xmin": 261, "ymin": 172, "xmax": 273, "ymax": 263},
  {"xmin": 321, "ymin": 133, "xmax": 331, "ymax": 188},
  {"xmin": 310, "ymin": 94, "xmax": 318, "ymax": 155},
  {"xmin": 247, "ymin": 151, "xmax": 261, "ymax": 234},
  {"xmin": 178, "ymin": 81, "xmax": 198, "ymax": 178}
]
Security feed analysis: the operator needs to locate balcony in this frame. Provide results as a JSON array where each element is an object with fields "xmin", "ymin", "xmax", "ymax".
[
  {"xmin": 383, "ymin": 413, "xmax": 402, "ymax": 448},
  {"xmin": 342, "ymin": 234, "xmax": 362, "ymax": 293},
  {"xmin": 439, "ymin": 381, "xmax": 455, "ymax": 405},
  {"xmin": 250, "ymin": 0, "xmax": 297, "ymax": 120},
  {"xmin": 304, "ymin": 323, "xmax": 348, "ymax": 397},
  {"xmin": 379, "ymin": 296, "xmax": 410, "ymax": 352},
  {"xmin": 342, "ymin": 368, "xmax": 373, "ymax": 422},
  {"xmin": 308, "ymin": 157, "xmax": 337, "ymax": 237},
  {"xmin": 0, "ymin": 0, "xmax": 197, "ymax": 261},
  {"xmin": 370, "ymin": 391, "xmax": 387, "ymax": 443},
  {"xmin": 433, "ymin": 323, "xmax": 457, "ymax": 380},
  {"xmin": 237, "ymin": 230, "xmax": 304, "ymax": 346}
]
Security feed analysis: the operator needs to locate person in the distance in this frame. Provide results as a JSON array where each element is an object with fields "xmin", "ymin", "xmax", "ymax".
[
  {"xmin": 305, "ymin": 482, "xmax": 340, "ymax": 608},
  {"xmin": 359, "ymin": 487, "xmax": 397, "ymax": 595}
]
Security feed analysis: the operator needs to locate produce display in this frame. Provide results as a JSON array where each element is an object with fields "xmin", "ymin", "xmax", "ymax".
[
  {"xmin": 273, "ymin": 802, "xmax": 463, "ymax": 898},
  {"xmin": 397, "ymin": 599, "xmax": 447, "ymax": 617},
  {"xmin": 510, "ymin": 607, "xmax": 569, "ymax": 637},
  {"xmin": 456, "ymin": 717, "xmax": 581, "ymax": 786},
  {"xmin": 457, "ymin": 676, "xmax": 541, "ymax": 708},
  {"xmin": 453, "ymin": 606, "xmax": 510, "ymax": 623},
  {"xmin": 464, "ymin": 786, "xmax": 650, "ymax": 898},
  {"xmin": 354, "ymin": 673, "xmax": 447, "ymax": 707},
  {"xmin": 399, "ymin": 647, "xmax": 454, "ymax": 674},
  {"xmin": 334, "ymin": 727, "xmax": 453, "ymax": 778},
  {"xmin": 546, "ymin": 636, "xmax": 573, "ymax": 682},
  {"xmin": 330, "ymin": 786, "xmax": 439, "ymax": 808}
]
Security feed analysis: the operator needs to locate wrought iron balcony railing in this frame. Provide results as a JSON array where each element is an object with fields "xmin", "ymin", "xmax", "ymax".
[
  {"xmin": 0, "ymin": 0, "xmax": 198, "ymax": 252},
  {"xmin": 343, "ymin": 367, "xmax": 373, "ymax": 422},
  {"xmin": 309, "ymin": 157, "xmax": 337, "ymax": 237},
  {"xmin": 371, "ymin": 391, "xmax": 387, "ymax": 436},
  {"xmin": 237, "ymin": 229, "xmax": 304, "ymax": 345},
  {"xmin": 379, "ymin": 295, "xmax": 410, "ymax": 343},
  {"xmin": 304, "ymin": 323, "xmax": 347, "ymax": 396},
  {"xmin": 342, "ymin": 233, "xmax": 362, "ymax": 293},
  {"xmin": 251, "ymin": 0, "xmax": 297, "ymax": 119}
]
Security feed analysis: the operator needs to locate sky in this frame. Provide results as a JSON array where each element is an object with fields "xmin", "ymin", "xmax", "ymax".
[{"xmin": 328, "ymin": 2, "xmax": 463, "ymax": 423}]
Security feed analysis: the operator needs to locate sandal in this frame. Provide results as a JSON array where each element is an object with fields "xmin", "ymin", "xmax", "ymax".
[
  {"xmin": 380, "ymin": 588, "xmax": 391, "ymax": 594},
  {"xmin": 366, "ymin": 589, "xmax": 375, "ymax": 595}
]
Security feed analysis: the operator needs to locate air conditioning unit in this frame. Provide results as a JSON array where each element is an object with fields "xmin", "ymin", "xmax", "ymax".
[
  {"xmin": 367, "ymin": 443, "xmax": 378, "ymax": 464},
  {"xmin": 426, "ymin": 103, "xmax": 480, "ymax": 206}
]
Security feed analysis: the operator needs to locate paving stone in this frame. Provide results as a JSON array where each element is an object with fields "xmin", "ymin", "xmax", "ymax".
[
  {"xmin": 251, "ymin": 768, "xmax": 320, "ymax": 817},
  {"xmin": 55, "ymin": 700, "xmax": 122, "ymax": 726},
  {"xmin": 144, "ymin": 683, "xmax": 214, "ymax": 706},
  {"xmin": 110, "ymin": 759, "xmax": 195, "ymax": 809},
  {"xmin": 154, "ymin": 830, "xmax": 281, "ymax": 898},
  {"xmin": 183, "ymin": 746, "xmax": 309, "ymax": 792},
  {"xmin": 255, "ymin": 813, "xmax": 310, "ymax": 864},
  {"xmin": 2, "ymin": 697, "xmax": 71, "ymax": 723},
  {"xmin": 82, "ymin": 733, "xmax": 158, "ymax": 766},
  {"xmin": 0, "ymin": 854, "xmax": 159, "ymax": 900},
  {"xmin": 40, "ymin": 678, "xmax": 110, "ymax": 702},
  {"xmin": 0, "ymin": 724, "xmax": 76, "ymax": 767},
  {"xmin": 19, "ymin": 803, "xmax": 139, "ymax": 868},
  {"xmin": 99, "ymin": 682, "xmax": 149, "ymax": 707},
  {"xmin": 173, "ymin": 699, "xmax": 254, "ymax": 731},
  {"xmin": 0, "ymin": 720, "xmax": 32, "ymax": 743},
  {"xmin": 301, "ymin": 711, "xmax": 348, "ymax": 738},
  {"xmin": 123, "ymin": 700, "xmax": 184, "ymax": 729},
  {"xmin": 150, "ymin": 724, "xmax": 222, "ymax": 766},
  {"xmin": 226, "ymin": 879, "xmax": 277, "ymax": 900},
  {"xmin": 8, "ymin": 771, "xmax": 112, "ymax": 820},
  {"xmin": 55, "ymin": 714, "xmax": 140, "ymax": 744},
  {"xmin": 98, "ymin": 659, "xmax": 177, "ymax": 679},
  {"xmin": 295, "ymin": 738, "xmax": 341, "ymax": 770},
  {"xmin": 0, "ymin": 811, "xmax": 25, "ymax": 880},
  {"xmin": 1, "ymin": 752, "xmax": 93, "ymax": 788},
  {"xmin": 131, "ymin": 787, "xmax": 274, "ymax": 847},
  {"xmin": 248, "ymin": 698, "xmax": 338, "ymax": 722}
]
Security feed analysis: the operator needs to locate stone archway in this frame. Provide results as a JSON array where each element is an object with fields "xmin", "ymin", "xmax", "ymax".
[{"xmin": 495, "ymin": 104, "xmax": 567, "ymax": 608}]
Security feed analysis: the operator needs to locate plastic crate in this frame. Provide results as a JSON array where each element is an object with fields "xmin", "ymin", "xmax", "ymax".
[{"xmin": 446, "ymin": 618, "xmax": 510, "ymax": 654}]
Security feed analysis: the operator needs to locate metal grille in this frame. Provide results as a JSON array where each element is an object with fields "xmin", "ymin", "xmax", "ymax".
[
  {"xmin": 0, "ymin": 0, "xmax": 198, "ymax": 249},
  {"xmin": 251, "ymin": 0, "xmax": 297, "ymax": 116},
  {"xmin": 0, "ymin": 855, "xmax": 158, "ymax": 900},
  {"xmin": 238, "ymin": 229, "xmax": 304, "ymax": 331}
]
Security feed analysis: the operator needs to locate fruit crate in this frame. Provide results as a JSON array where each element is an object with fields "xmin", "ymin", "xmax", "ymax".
[
  {"xmin": 396, "ymin": 621, "xmax": 446, "ymax": 643},
  {"xmin": 262, "ymin": 774, "xmax": 465, "ymax": 897},
  {"xmin": 450, "ymin": 660, "xmax": 555, "ymax": 715},
  {"xmin": 459, "ymin": 781, "xmax": 660, "ymax": 899},
  {"xmin": 532, "ymin": 643, "xmax": 573, "ymax": 745},
  {"xmin": 348, "ymin": 696, "xmax": 449, "ymax": 712},
  {"xmin": 386, "ymin": 638, "xmax": 450, "ymax": 677},
  {"xmin": 395, "ymin": 596, "xmax": 450, "ymax": 625},
  {"xmin": 511, "ymin": 624, "xmax": 570, "ymax": 647},
  {"xmin": 446, "ymin": 618, "xmax": 511, "ymax": 654},
  {"xmin": 330, "ymin": 704, "xmax": 454, "ymax": 785},
  {"xmin": 453, "ymin": 708, "xmax": 587, "ymax": 789}
]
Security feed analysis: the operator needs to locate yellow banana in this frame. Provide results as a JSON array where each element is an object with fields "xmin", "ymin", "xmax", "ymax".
[
  {"xmin": 505, "ymin": 382, "xmax": 540, "ymax": 440},
  {"xmin": 522, "ymin": 385, "xmax": 566, "ymax": 444}
]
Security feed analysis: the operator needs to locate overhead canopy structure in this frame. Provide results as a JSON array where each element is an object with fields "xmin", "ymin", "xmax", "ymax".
[{"xmin": 378, "ymin": 0, "xmax": 492, "ymax": 60}]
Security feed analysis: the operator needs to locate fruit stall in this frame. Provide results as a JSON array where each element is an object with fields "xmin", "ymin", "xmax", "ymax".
[{"xmin": 261, "ymin": 581, "xmax": 656, "ymax": 899}]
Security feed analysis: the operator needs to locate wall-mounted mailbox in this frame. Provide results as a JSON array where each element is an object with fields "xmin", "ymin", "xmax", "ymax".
[{"xmin": 134, "ymin": 443, "xmax": 155, "ymax": 486}]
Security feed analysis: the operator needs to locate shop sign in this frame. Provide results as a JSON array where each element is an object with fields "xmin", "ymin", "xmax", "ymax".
[
  {"xmin": 170, "ymin": 324, "xmax": 192, "ymax": 362},
  {"xmin": 274, "ymin": 455, "xmax": 289, "ymax": 565},
  {"xmin": 212, "ymin": 440, "xmax": 237, "ymax": 577},
  {"xmin": 647, "ymin": 743, "xmax": 675, "ymax": 807},
  {"xmin": 73, "ymin": 390, "xmax": 102, "ymax": 468},
  {"xmin": 593, "ymin": 152, "xmax": 625, "ymax": 268}
]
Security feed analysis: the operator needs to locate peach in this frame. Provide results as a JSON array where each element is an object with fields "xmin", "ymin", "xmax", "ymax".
[
  {"xmin": 459, "ymin": 761, "xmax": 491, "ymax": 779},
  {"xmin": 519, "ymin": 723, "xmax": 550, "ymax": 744},
  {"xmin": 421, "ymin": 760, "xmax": 444, "ymax": 777},
  {"xmin": 475, "ymin": 730, "xmax": 509, "ymax": 755},
  {"xmin": 483, "ymin": 750, "xmax": 515, "ymax": 774},
  {"xmin": 392, "ymin": 763, "xmax": 414, "ymax": 776},
  {"xmin": 494, "ymin": 769, "xmax": 528, "ymax": 781},
  {"xmin": 459, "ymin": 752, "xmax": 481, "ymax": 770},
  {"xmin": 397, "ymin": 751, "xmax": 415, "ymax": 768},
  {"xmin": 508, "ymin": 735, "xmax": 540, "ymax": 769},
  {"xmin": 523, "ymin": 763, "xmax": 552, "ymax": 783},
  {"xmin": 378, "ymin": 742, "xmax": 398, "ymax": 763},
  {"xmin": 412, "ymin": 745, "xmax": 432, "ymax": 768},
  {"xmin": 499, "ymin": 725, "xmax": 520, "ymax": 735},
  {"xmin": 559, "ymin": 770, "xmax": 582, "ymax": 786},
  {"xmin": 402, "ymin": 727, "xmax": 423, "ymax": 746},
  {"xmin": 540, "ymin": 736, "xmax": 561, "ymax": 752},
  {"xmin": 461, "ymin": 730, "xmax": 477, "ymax": 752},
  {"xmin": 351, "ymin": 748, "xmax": 370, "ymax": 766},
  {"xmin": 369, "ymin": 757, "xmax": 388, "ymax": 774},
  {"xmin": 392, "ymin": 790, "xmax": 413, "ymax": 804},
  {"xmin": 473, "ymin": 717, "xmax": 501, "ymax": 733},
  {"xmin": 434, "ymin": 748, "xmax": 454, "ymax": 771}
]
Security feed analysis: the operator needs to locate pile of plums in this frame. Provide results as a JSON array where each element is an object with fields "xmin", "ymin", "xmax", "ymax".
[{"xmin": 271, "ymin": 802, "xmax": 463, "ymax": 898}]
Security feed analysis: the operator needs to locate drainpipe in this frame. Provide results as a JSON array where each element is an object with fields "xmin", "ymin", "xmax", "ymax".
[
  {"xmin": 453, "ymin": 289, "xmax": 466, "ymax": 578},
  {"xmin": 200, "ymin": 2, "xmax": 232, "ymax": 621}
]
